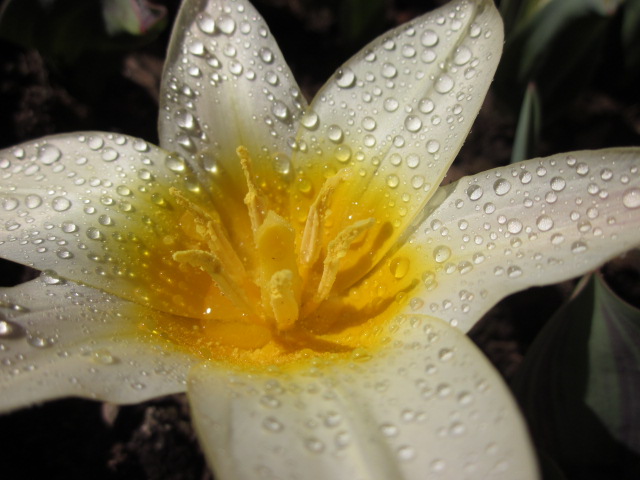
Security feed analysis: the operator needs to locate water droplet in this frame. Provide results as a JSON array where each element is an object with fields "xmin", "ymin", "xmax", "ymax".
[
  {"xmin": 426, "ymin": 140, "xmax": 440, "ymax": 154},
  {"xmin": 433, "ymin": 245, "xmax": 451, "ymax": 263},
  {"xmin": 336, "ymin": 67, "xmax": 356, "ymax": 88},
  {"xmin": 271, "ymin": 101, "xmax": 290, "ymax": 121},
  {"xmin": 334, "ymin": 145, "xmax": 351, "ymax": 163},
  {"xmin": 259, "ymin": 47, "xmax": 274, "ymax": 63},
  {"xmin": 262, "ymin": 416, "xmax": 284, "ymax": 432},
  {"xmin": 301, "ymin": 112, "xmax": 319, "ymax": 130},
  {"xmin": 507, "ymin": 219, "xmax": 523, "ymax": 234},
  {"xmin": 2, "ymin": 197, "xmax": 18, "ymax": 211},
  {"xmin": 25, "ymin": 194, "xmax": 42, "ymax": 209},
  {"xmin": 390, "ymin": 257, "xmax": 410, "ymax": 279},
  {"xmin": 305, "ymin": 437, "xmax": 325, "ymax": 453},
  {"xmin": 384, "ymin": 97, "xmax": 399, "ymax": 112},
  {"xmin": 93, "ymin": 349, "xmax": 117, "ymax": 365},
  {"xmin": 419, "ymin": 98, "xmax": 435, "ymax": 114},
  {"xmin": 435, "ymin": 75, "xmax": 454, "ymax": 94},
  {"xmin": 217, "ymin": 15, "xmax": 236, "ymax": 34},
  {"xmin": 197, "ymin": 14, "xmax": 215, "ymax": 34},
  {"xmin": 52, "ymin": 197, "xmax": 71, "ymax": 212},
  {"xmin": 404, "ymin": 115, "xmax": 422, "ymax": 132},
  {"xmin": 27, "ymin": 334, "xmax": 55, "ymax": 348},
  {"xmin": 327, "ymin": 125, "xmax": 344, "ymax": 143},
  {"xmin": 0, "ymin": 319, "xmax": 25, "ymax": 339},
  {"xmin": 622, "ymin": 188, "xmax": 640, "ymax": 209},
  {"xmin": 61, "ymin": 222, "xmax": 78, "ymax": 233},
  {"xmin": 362, "ymin": 116, "xmax": 376, "ymax": 131},
  {"xmin": 102, "ymin": 148, "xmax": 119, "ymax": 162},
  {"xmin": 421, "ymin": 29, "xmax": 439, "ymax": 47},
  {"xmin": 493, "ymin": 178, "xmax": 511, "ymax": 196},
  {"xmin": 386, "ymin": 174, "xmax": 399, "ymax": 188},
  {"xmin": 507, "ymin": 266, "xmax": 522, "ymax": 278},
  {"xmin": 38, "ymin": 144, "xmax": 61, "ymax": 165},
  {"xmin": 536, "ymin": 215, "xmax": 554, "ymax": 232},
  {"xmin": 466, "ymin": 184, "xmax": 483, "ymax": 201},
  {"xmin": 381, "ymin": 63, "xmax": 397, "ymax": 79},
  {"xmin": 550, "ymin": 176, "xmax": 566, "ymax": 192},
  {"xmin": 453, "ymin": 46, "xmax": 472, "ymax": 65},
  {"xmin": 571, "ymin": 241, "xmax": 588, "ymax": 254},
  {"xmin": 397, "ymin": 445, "xmax": 416, "ymax": 461}
]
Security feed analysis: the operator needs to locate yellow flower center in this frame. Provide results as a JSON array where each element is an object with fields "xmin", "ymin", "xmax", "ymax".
[{"xmin": 146, "ymin": 147, "xmax": 425, "ymax": 369}]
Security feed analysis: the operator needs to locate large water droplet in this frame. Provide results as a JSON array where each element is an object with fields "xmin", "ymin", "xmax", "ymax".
[
  {"xmin": 435, "ymin": 75, "xmax": 454, "ymax": 94},
  {"xmin": 404, "ymin": 115, "xmax": 422, "ymax": 132},
  {"xmin": 421, "ymin": 29, "xmax": 439, "ymax": 47},
  {"xmin": 0, "ymin": 319, "xmax": 25, "ymax": 339},
  {"xmin": 433, "ymin": 245, "xmax": 451, "ymax": 263},
  {"xmin": 51, "ymin": 197, "xmax": 71, "ymax": 212},
  {"xmin": 336, "ymin": 67, "xmax": 356, "ymax": 88},
  {"xmin": 622, "ymin": 188, "xmax": 640, "ymax": 209},
  {"xmin": 217, "ymin": 15, "xmax": 236, "ymax": 34},
  {"xmin": 38, "ymin": 144, "xmax": 62, "ymax": 165},
  {"xmin": 493, "ymin": 178, "xmax": 511, "ymax": 196}
]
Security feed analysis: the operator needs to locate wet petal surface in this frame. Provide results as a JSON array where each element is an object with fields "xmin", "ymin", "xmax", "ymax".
[
  {"xmin": 188, "ymin": 314, "xmax": 538, "ymax": 480},
  {"xmin": 0, "ymin": 278, "xmax": 194, "ymax": 412}
]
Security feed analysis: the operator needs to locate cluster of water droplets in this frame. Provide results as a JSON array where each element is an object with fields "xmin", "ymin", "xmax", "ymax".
[
  {"xmin": 0, "ymin": 278, "xmax": 192, "ymax": 406},
  {"xmin": 405, "ymin": 150, "xmax": 640, "ymax": 330},
  {"xmin": 160, "ymin": 0, "xmax": 306, "ymax": 181},
  {"xmin": 291, "ymin": 0, "xmax": 498, "ymax": 219},
  {"xmin": 0, "ymin": 132, "xmax": 212, "ymax": 318}
]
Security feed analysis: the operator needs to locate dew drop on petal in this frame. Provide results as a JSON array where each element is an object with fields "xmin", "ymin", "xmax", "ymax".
[
  {"xmin": 466, "ymin": 185, "xmax": 483, "ymax": 201},
  {"xmin": 38, "ymin": 144, "xmax": 61, "ymax": 165},
  {"xmin": 420, "ymin": 29, "xmax": 439, "ymax": 47},
  {"xmin": 336, "ymin": 67, "xmax": 356, "ymax": 88},
  {"xmin": 51, "ymin": 197, "xmax": 71, "ymax": 212},
  {"xmin": 435, "ymin": 75, "xmax": 454, "ymax": 94},
  {"xmin": 622, "ymin": 188, "xmax": 640, "ymax": 209},
  {"xmin": 493, "ymin": 178, "xmax": 511, "ymax": 196},
  {"xmin": 536, "ymin": 215, "xmax": 554, "ymax": 232},
  {"xmin": 404, "ymin": 115, "xmax": 422, "ymax": 132},
  {"xmin": 433, "ymin": 245, "xmax": 451, "ymax": 263}
]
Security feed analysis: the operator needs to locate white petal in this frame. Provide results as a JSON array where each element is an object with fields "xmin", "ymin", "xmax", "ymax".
[
  {"xmin": 288, "ymin": 0, "xmax": 503, "ymax": 271},
  {"xmin": 0, "ymin": 278, "xmax": 195, "ymax": 412},
  {"xmin": 159, "ymin": 0, "xmax": 307, "ymax": 195},
  {"xmin": 408, "ymin": 148, "xmax": 640, "ymax": 332},
  {"xmin": 0, "ymin": 133, "xmax": 229, "ymax": 318},
  {"xmin": 188, "ymin": 315, "xmax": 538, "ymax": 480}
]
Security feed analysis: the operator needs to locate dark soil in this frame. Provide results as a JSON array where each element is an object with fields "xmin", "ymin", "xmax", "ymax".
[{"xmin": 0, "ymin": 0, "xmax": 638, "ymax": 479}]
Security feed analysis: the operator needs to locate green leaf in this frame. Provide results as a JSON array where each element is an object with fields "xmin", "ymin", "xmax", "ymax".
[
  {"xmin": 512, "ymin": 273, "xmax": 640, "ymax": 478},
  {"xmin": 511, "ymin": 82, "xmax": 541, "ymax": 164},
  {"xmin": 495, "ymin": 0, "xmax": 620, "ymax": 116},
  {"xmin": 622, "ymin": 0, "xmax": 640, "ymax": 74}
]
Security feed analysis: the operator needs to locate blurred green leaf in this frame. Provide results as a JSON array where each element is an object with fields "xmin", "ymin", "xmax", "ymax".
[
  {"xmin": 512, "ymin": 273, "xmax": 640, "ymax": 478},
  {"xmin": 0, "ymin": 0, "xmax": 166, "ymax": 64},
  {"xmin": 495, "ymin": 0, "xmax": 621, "ymax": 117},
  {"xmin": 511, "ymin": 82, "xmax": 541, "ymax": 163},
  {"xmin": 338, "ymin": 0, "xmax": 386, "ymax": 48},
  {"xmin": 621, "ymin": 0, "xmax": 640, "ymax": 74}
]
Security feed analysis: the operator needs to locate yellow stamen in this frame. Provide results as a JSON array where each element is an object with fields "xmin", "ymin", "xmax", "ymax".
[
  {"xmin": 237, "ymin": 146, "xmax": 266, "ymax": 233},
  {"xmin": 300, "ymin": 169, "xmax": 350, "ymax": 267},
  {"xmin": 269, "ymin": 270, "xmax": 299, "ymax": 331},
  {"xmin": 170, "ymin": 188, "xmax": 247, "ymax": 278},
  {"xmin": 303, "ymin": 217, "xmax": 376, "ymax": 316},
  {"xmin": 255, "ymin": 211, "xmax": 302, "ymax": 322}
]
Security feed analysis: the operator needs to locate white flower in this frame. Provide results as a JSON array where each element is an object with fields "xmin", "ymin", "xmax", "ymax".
[{"xmin": 1, "ymin": 0, "xmax": 639, "ymax": 478}]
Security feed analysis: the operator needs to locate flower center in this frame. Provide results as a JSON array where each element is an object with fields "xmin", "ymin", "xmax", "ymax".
[{"xmin": 149, "ymin": 147, "xmax": 422, "ymax": 368}]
